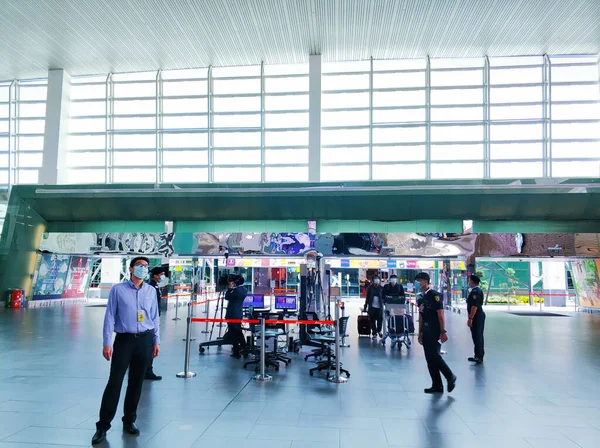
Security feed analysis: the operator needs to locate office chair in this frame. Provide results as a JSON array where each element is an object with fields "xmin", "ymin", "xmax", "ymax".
[{"xmin": 309, "ymin": 316, "xmax": 350, "ymax": 378}]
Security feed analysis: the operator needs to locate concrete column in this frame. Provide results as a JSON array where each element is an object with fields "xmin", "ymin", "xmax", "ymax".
[
  {"xmin": 308, "ymin": 55, "xmax": 321, "ymax": 182},
  {"xmin": 39, "ymin": 69, "xmax": 71, "ymax": 185}
]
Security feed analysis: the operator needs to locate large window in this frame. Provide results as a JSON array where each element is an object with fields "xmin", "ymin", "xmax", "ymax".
[
  {"xmin": 0, "ymin": 79, "xmax": 47, "ymax": 187},
  {"xmin": 321, "ymin": 55, "xmax": 599, "ymax": 181},
  {"xmin": 67, "ymin": 63, "xmax": 309, "ymax": 184}
]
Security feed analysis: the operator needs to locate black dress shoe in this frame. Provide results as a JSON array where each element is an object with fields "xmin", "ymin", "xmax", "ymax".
[
  {"xmin": 447, "ymin": 375, "xmax": 457, "ymax": 393},
  {"xmin": 468, "ymin": 357, "xmax": 478, "ymax": 362},
  {"xmin": 424, "ymin": 387, "xmax": 444, "ymax": 394},
  {"xmin": 144, "ymin": 373, "xmax": 162, "ymax": 381},
  {"xmin": 91, "ymin": 428, "xmax": 107, "ymax": 445},
  {"xmin": 123, "ymin": 422, "xmax": 140, "ymax": 435}
]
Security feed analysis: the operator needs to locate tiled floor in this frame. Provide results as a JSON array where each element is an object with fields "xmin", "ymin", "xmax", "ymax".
[{"xmin": 0, "ymin": 301, "xmax": 599, "ymax": 447}]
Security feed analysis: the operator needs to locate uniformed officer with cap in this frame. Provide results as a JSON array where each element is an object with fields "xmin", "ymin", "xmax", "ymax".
[
  {"xmin": 467, "ymin": 274, "xmax": 485, "ymax": 364},
  {"xmin": 415, "ymin": 272, "xmax": 456, "ymax": 394}
]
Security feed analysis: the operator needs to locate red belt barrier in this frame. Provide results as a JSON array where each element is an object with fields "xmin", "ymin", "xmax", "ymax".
[{"xmin": 191, "ymin": 317, "xmax": 334, "ymax": 325}]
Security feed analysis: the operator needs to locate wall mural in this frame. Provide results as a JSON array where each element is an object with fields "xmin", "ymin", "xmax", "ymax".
[{"xmin": 39, "ymin": 231, "xmax": 600, "ymax": 258}]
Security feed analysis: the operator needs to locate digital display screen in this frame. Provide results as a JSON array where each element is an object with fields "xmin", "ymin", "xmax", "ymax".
[
  {"xmin": 275, "ymin": 295, "xmax": 297, "ymax": 310},
  {"xmin": 243, "ymin": 294, "xmax": 265, "ymax": 308}
]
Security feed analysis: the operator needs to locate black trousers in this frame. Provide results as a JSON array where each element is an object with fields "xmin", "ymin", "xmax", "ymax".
[
  {"xmin": 97, "ymin": 332, "xmax": 153, "ymax": 430},
  {"xmin": 226, "ymin": 323, "xmax": 246, "ymax": 354},
  {"xmin": 422, "ymin": 326, "xmax": 454, "ymax": 389},
  {"xmin": 368, "ymin": 307, "xmax": 383, "ymax": 335},
  {"xmin": 470, "ymin": 312, "xmax": 485, "ymax": 360}
]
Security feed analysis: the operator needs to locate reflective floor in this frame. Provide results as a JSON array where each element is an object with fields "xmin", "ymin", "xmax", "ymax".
[{"xmin": 0, "ymin": 300, "xmax": 599, "ymax": 448}]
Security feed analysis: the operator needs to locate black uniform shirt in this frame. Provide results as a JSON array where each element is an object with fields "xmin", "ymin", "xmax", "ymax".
[
  {"xmin": 419, "ymin": 288, "xmax": 443, "ymax": 332},
  {"xmin": 225, "ymin": 286, "xmax": 247, "ymax": 320},
  {"xmin": 467, "ymin": 286, "xmax": 484, "ymax": 316}
]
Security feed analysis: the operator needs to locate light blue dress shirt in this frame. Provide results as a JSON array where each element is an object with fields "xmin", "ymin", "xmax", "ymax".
[{"xmin": 102, "ymin": 280, "xmax": 160, "ymax": 346}]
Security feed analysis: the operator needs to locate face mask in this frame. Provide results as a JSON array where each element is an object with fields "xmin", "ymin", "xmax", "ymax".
[
  {"xmin": 158, "ymin": 276, "xmax": 168, "ymax": 287},
  {"xmin": 133, "ymin": 265, "xmax": 148, "ymax": 280},
  {"xmin": 374, "ymin": 279, "xmax": 380, "ymax": 285},
  {"xmin": 391, "ymin": 279, "xmax": 397, "ymax": 285}
]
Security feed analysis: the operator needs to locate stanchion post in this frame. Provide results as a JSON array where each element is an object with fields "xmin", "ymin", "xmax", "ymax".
[
  {"xmin": 340, "ymin": 302, "xmax": 350, "ymax": 348},
  {"xmin": 253, "ymin": 317, "xmax": 272, "ymax": 382},
  {"xmin": 183, "ymin": 301, "xmax": 197, "ymax": 342},
  {"xmin": 328, "ymin": 302, "xmax": 347, "ymax": 384},
  {"xmin": 173, "ymin": 294, "xmax": 181, "ymax": 321},
  {"xmin": 176, "ymin": 305, "xmax": 196, "ymax": 379}
]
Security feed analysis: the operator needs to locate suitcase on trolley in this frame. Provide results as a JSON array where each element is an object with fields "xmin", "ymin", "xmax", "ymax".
[{"xmin": 357, "ymin": 311, "xmax": 371, "ymax": 337}]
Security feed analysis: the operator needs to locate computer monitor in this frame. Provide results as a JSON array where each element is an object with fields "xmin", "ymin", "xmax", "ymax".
[
  {"xmin": 243, "ymin": 294, "xmax": 265, "ymax": 309},
  {"xmin": 275, "ymin": 295, "xmax": 297, "ymax": 310}
]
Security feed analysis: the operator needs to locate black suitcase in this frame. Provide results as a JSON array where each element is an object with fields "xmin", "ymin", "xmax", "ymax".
[
  {"xmin": 391, "ymin": 314, "xmax": 415, "ymax": 334},
  {"xmin": 357, "ymin": 311, "xmax": 371, "ymax": 337}
]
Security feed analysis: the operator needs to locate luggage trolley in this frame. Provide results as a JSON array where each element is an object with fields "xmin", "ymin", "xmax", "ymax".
[{"xmin": 381, "ymin": 295, "xmax": 411, "ymax": 350}]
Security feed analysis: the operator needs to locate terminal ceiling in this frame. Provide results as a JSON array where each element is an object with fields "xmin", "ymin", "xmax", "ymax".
[{"xmin": 0, "ymin": 0, "xmax": 599, "ymax": 80}]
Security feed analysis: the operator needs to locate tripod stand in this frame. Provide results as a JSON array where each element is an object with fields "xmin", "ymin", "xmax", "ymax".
[{"xmin": 198, "ymin": 287, "xmax": 228, "ymax": 354}]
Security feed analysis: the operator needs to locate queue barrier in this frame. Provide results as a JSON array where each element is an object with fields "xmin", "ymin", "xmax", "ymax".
[{"xmin": 177, "ymin": 310, "xmax": 346, "ymax": 383}]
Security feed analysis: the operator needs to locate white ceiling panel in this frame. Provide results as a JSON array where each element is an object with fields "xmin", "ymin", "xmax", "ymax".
[{"xmin": 0, "ymin": 0, "xmax": 598, "ymax": 80}]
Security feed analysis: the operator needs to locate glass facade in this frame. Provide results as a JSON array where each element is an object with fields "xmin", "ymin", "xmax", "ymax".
[
  {"xmin": 67, "ymin": 63, "xmax": 309, "ymax": 184},
  {"xmin": 0, "ymin": 54, "xmax": 598, "ymax": 191},
  {"xmin": 322, "ymin": 55, "xmax": 600, "ymax": 180}
]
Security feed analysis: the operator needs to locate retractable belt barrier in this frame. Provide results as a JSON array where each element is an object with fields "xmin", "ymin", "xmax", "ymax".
[
  {"xmin": 177, "ymin": 312, "xmax": 345, "ymax": 383},
  {"xmin": 190, "ymin": 318, "xmax": 335, "ymax": 325}
]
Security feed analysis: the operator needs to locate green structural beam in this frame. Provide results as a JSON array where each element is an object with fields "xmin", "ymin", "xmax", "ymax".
[
  {"xmin": 317, "ymin": 220, "xmax": 463, "ymax": 233},
  {"xmin": 174, "ymin": 220, "xmax": 307, "ymax": 233},
  {"xmin": 46, "ymin": 221, "xmax": 166, "ymax": 233},
  {"xmin": 473, "ymin": 220, "xmax": 600, "ymax": 233}
]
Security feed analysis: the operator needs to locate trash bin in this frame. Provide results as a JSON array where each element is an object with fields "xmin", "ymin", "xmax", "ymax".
[{"xmin": 9, "ymin": 290, "xmax": 24, "ymax": 309}]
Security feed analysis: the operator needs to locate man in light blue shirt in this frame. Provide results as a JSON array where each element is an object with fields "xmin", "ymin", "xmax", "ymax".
[{"xmin": 92, "ymin": 257, "xmax": 160, "ymax": 445}]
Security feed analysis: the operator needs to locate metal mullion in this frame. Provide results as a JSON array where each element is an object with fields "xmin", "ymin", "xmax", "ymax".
[
  {"xmin": 484, "ymin": 56, "xmax": 491, "ymax": 178},
  {"xmin": 213, "ymin": 163, "xmax": 263, "ymax": 168},
  {"xmin": 262, "ymin": 109, "xmax": 308, "ymax": 115},
  {"xmin": 161, "ymin": 112, "xmax": 208, "ymax": 118},
  {"xmin": 7, "ymin": 80, "xmax": 15, "ymax": 188},
  {"xmin": 425, "ymin": 56, "xmax": 431, "ymax": 180},
  {"xmin": 368, "ymin": 58, "xmax": 373, "ymax": 181},
  {"xmin": 487, "ymin": 119, "xmax": 544, "ymax": 125},
  {"xmin": 212, "ymin": 74, "xmax": 261, "ymax": 81},
  {"xmin": 161, "ymin": 94, "xmax": 208, "ymax": 100},
  {"xmin": 112, "ymin": 113, "xmax": 156, "ymax": 119},
  {"xmin": 211, "ymin": 146, "xmax": 262, "ymax": 151},
  {"xmin": 154, "ymin": 164, "xmax": 209, "ymax": 169},
  {"xmin": 489, "ymin": 64, "xmax": 544, "ymax": 71},
  {"xmin": 68, "ymin": 81, "xmax": 107, "ymax": 87},
  {"xmin": 323, "ymin": 88, "xmax": 370, "ymax": 95},
  {"xmin": 263, "ymin": 73, "xmax": 308, "ymax": 80},
  {"xmin": 550, "ymin": 80, "xmax": 599, "ymax": 87},
  {"xmin": 547, "ymin": 56, "xmax": 553, "ymax": 178},
  {"xmin": 552, "ymin": 138, "xmax": 600, "ymax": 143},
  {"xmin": 262, "ymin": 91, "xmax": 308, "ymax": 97},
  {"xmin": 551, "ymin": 118, "xmax": 600, "ymax": 124},
  {"xmin": 112, "ymin": 95, "xmax": 160, "ymax": 102},
  {"xmin": 14, "ymin": 82, "xmax": 20, "ymax": 184},
  {"xmin": 155, "ymin": 70, "xmax": 161, "ymax": 184},
  {"xmin": 211, "ymin": 111, "xmax": 260, "ymax": 116},
  {"xmin": 430, "ymin": 66, "xmax": 484, "ymax": 73},
  {"xmin": 107, "ymin": 74, "xmax": 114, "ymax": 184},
  {"xmin": 372, "ymin": 68, "xmax": 426, "ymax": 75},
  {"xmin": 263, "ymin": 146, "xmax": 309, "ymax": 151},
  {"xmin": 264, "ymin": 127, "xmax": 309, "ymax": 132},
  {"xmin": 71, "ymin": 98, "xmax": 110, "ymax": 104},
  {"xmin": 489, "ymin": 82, "xmax": 544, "ymax": 89},
  {"xmin": 111, "ymin": 79, "xmax": 157, "ymax": 86},
  {"xmin": 13, "ymin": 99, "xmax": 46, "ymax": 105},
  {"xmin": 552, "ymin": 100, "xmax": 600, "ymax": 105},
  {"xmin": 542, "ymin": 55, "xmax": 549, "ymax": 178},
  {"xmin": 260, "ymin": 62, "xmax": 265, "ymax": 182},
  {"xmin": 161, "ymin": 128, "xmax": 209, "ymax": 134},
  {"xmin": 322, "ymin": 106, "xmax": 371, "ymax": 112},
  {"xmin": 322, "ymin": 70, "xmax": 370, "ymax": 77},
  {"xmin": 211, "ymin": 128, "xmax": 261, "ymax": 133},
  {"xmin": 162, "ymin": 77, "xmax": 208, "ymax": 84},
  {"xmin": 207, "ymin": 66, "xmax": 213, "ymax": 183},
  {"xmin": 211, "ymin": 93, "xmax": 261, "ymax": 99}
]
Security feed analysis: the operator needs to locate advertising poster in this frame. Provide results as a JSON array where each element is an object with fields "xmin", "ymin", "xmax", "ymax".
[
  {"xmin": 571, "ymin": 259, "xmax": 600, "ymax": 309},
  {"xmin": 32, "ymin": 254, "xmax": 70, "ymax": 300},
  {"xmin": 62, "ymin": 256, "xmax": 92, "ymax": 299}
]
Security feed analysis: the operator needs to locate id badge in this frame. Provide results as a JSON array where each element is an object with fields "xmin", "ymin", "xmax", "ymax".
[{"xmin": 137, "ymin": 311, "xmax": 145, "ymax": 322}]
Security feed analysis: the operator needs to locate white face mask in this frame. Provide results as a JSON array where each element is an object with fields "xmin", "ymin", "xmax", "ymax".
[
  {"xmin": 374, "ymin": 279, "xmax": 380, "ymax": 285},
  {"xmin": 158, "ymin": 275, "xmax": 168, "ymax": 287},
  {"xmin": 391, "ymin": 278, "xmax": 397, "ymax": 285}
]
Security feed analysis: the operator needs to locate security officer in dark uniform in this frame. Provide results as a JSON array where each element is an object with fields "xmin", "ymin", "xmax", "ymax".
[
  {"xmin": 415, "ymin": 272, "xmax": 456, "ymax": 394},
  {"xmin": 467, "ymin": 274, "xmax": 485, "ymax": 364},
  {"xmin": 224, "ymin": 274, "xmax": 247, "ymax": 358},
  {"xmin": 144, "ymin": 267, "xmax": 165, "ymax": 380}
]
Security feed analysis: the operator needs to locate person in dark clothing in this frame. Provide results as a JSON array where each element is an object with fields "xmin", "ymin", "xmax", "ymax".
[
  {"xmin": 224, "ymin": 274, "xmax": 247, "ymax": 358},
  {"xmin": 415, "ymin": 272, "xmax": 456, "ymax": 394},
  {"xmin": 364, "ymin": 275, "xmax": 385, "ymax": 339},
  {"xmin": 383, "ymin": 275, "xmax": 405, "ymax": 301},
  {"xmin": 467, "ymin": 274, "xmax": 485, "ymax": 364},
  {"xmin": 144, "ymin": 267, "xmax": 166, "ymax": 381}
]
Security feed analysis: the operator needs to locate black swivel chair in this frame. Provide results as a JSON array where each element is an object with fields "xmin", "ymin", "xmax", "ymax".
[{"xmin": 309, "ymin": 316, "xmax": 350, "ymax": 378}]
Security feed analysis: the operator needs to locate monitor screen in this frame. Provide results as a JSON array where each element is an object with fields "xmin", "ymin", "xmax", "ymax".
[
  {"xmin": 275, "ymin": 295, "xmax": 297, "ymax": 310},
  {"xmin": 243, "ymin": 294, "xmax": 265, "ymax": 308}
]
